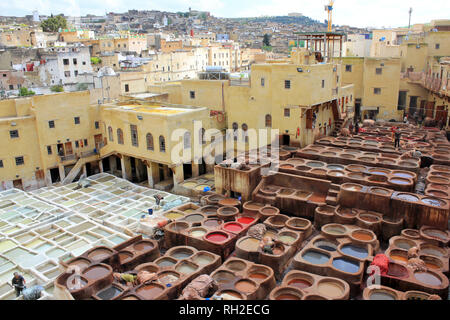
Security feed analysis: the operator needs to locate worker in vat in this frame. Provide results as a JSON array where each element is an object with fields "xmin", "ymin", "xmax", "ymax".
[
  {"xmin": 401, "ymin": 148, "xmax": 422, "ymax": 160},
  {"xmin": 354, "ymin": 121, "xmax": 359, "ymax": 135},
  {"xmin": 394, "ymin": 128, "xmax": 401, "ymax": 150},
  {"xmin": 113, "ymin": 272, "xmax": 138, "ymax": 287},
  {"xmin": 12, "ymin": 272, "xmax": 26, "ymax": 297}
]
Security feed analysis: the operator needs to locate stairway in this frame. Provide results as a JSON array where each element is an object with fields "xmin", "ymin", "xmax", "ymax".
[
  {"xmin": 325, "ymin": 183, "xmax": 341, "ymax": 206},
  {"xmin": 61, "ymin": 158, "xmax": 85, "ymax": 185},
  {"xmin": 331, "ymin": 119, "xmax": 344, "ymax": 137}
]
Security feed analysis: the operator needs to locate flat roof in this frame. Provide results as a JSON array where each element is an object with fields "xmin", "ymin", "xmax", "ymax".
[{"xmin": 114, "ymin": 104, "xmax": 193, "ymax": 115}]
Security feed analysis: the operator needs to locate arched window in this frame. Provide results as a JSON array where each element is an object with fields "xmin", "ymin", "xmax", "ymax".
[
  {"xmin": 184, "ymin": 131, "xmax": 191, "ymax": 149},
  {"xmin": 146, "ymin": 133, "xmax": 154, "ymax": 151},
  {"xmin": 265, "ymin": 115, "xmax": 272, "ymax": 128},
  {"xmin": 159, "ymin": 135, "xmax": 166, "ymax": 152},
  {"xmin": 232, "ymin": 122, "xmax": 238, "ymax": 141},
  {"xmin": 232, "ymin": 122, "xmax": 238, "ymax": 131},
  {"xmin": 242, "ymin": 123, "xmax": 248, "ymax": 143},
  {"xmin": 199, "ymin": 128, "xmax": 205, "ymax": 145},
  {"xmin": 108, "ymin": 126, "xmax": 113, "ymax": 142},
  {"xmin": 117, "ymin": 128, "xmax": 124, "ymax": 145}
]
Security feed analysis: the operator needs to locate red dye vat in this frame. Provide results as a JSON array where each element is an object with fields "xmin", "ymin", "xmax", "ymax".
[
  {"xmin": 206, "ymin": 232, "xmax": 228, "ymax": 242},
  {"xmin": 224, "ymin": 223, "xmax": 243, "ymax": 233},
  {"xmin": 237, "ymin": 217, "xmax": 255, "ymax": 224}
]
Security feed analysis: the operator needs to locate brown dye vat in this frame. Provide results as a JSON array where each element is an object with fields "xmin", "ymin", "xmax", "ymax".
[
  {"xmin": 133, "ymin": 241, "xmax": 154, "ymax": 252},
  {"xmin": 387, "ymin": 262, "xmax": 409, "ymax": 278},
  {"xmin": 243, "ymin": 201, "xmax": 264, "ymax": 215},
  {"xmin": 420, "ymin": 256, "xmax": 444, "ymax": 270},
  {"xmin": 136, "ymin": 262, "xmax": 159, "ymax": 273},
  {"xmin": 136, "ymin": 283, "xmax": 165, "ymax": 299},
  {"xmin": 68, "ymin": 258, "xmax": 91, "ymax": 271},
  {"xmin": 198, "ymin": 205, "xmax": 220, "ymax": 216},
  {"xmin": 87, "ymin": 247, "xmax": 113, "ymax": 261},
  {"xmin": 265, "ymin": 214, "xmax": 289, "ymax": 229},
  {"xmin": 273, "ymin": 287, "xmax": 303, "ymax": 300},
  {"xmin": 348, "ymin": 172, "xmax": 365, "ymax": 180},
  {"xmin": 389, "ymin": 249, "xmax": 408, "ymax": 263},
  {"xmin": 213, "ymin": 270, "xmax": 236, "ymax": 285},
  {"xmin": 286, "ymin": 218, "xmax": 311, "ymax": 232},
  {"xmin": 401, "ymin": 229, "xmax": 420, "ymax": 239},
  {"xmin": 217, "ymin": 206, "xmax": 239, "ymax": 221},
  {"xmin": 426, "ymin": 190, "xmax": 448, "ymax": 198},
  {"xmin": 235, "ymin": 279, "xmax": 258, "ymax": 294},
  {"xmin": 203, "ymin": 219, "xmax": 222, "ymax": 228},
  {"xmin": 347, "ymin": 164, "xmax": 368, "ymax": 173},
  {"xmin": 170, "ymin": 221, "xmax": 189, "ymax": 232},
  {"xmin": 82, "ymin": 265, "xmax": 111, "ymax": 280},
  {"xmin": 118, "ymin": 251, "xmax": 134, "ymax": 264},
  {"xmin": 351, "ymin": 229, "xmax": 375, "ymax": 242},
  {"xmin": 295, "ymin": 165, "xmax": 311, "ymax": 171},
  {"xmin": 226, "ymin": 260, "xmax": 247, "ymax": 271},
  {"xmin": 218, "ymin": 198, "xmax": 241, "ymax": 207},
  {"xmin": 420, "ymin": 226, "xmax": 449, "ymax": 244}
]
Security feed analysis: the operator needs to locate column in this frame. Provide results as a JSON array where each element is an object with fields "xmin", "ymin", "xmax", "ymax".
[
  {"xmin": 172, "ymin": 165, "xmax": 184, "ymax": 187},
  {"xmin": 192, "ymin": 160, "xmax": 199, "ymax": 178},
  {"xmin": 58, "ymin": 165, "xmax": 66, "ymax": 181},
  {"xmin": 45, "ymin": 170, "xmax": 52, "ymax": 186},
  {"xmin": 109, "ymin": 156, "xmax": 117, "ymax": 173},
  {"xmin": 82, "ymin": 164, "xmax": 87, "ymax": 177},
  {"xmin": 147, "ymin": 162, "xmax": 160, "ymax": 188},
  {"xmin": 121, "ymin": 156, "xmax": 132, "ymax": 180},
  {"xmin": 99, "ymin": 160, "xmax": 104, "ymax": 173}
]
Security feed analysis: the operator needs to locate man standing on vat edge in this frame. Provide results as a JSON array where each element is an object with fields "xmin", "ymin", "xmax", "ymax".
[{"xmin": 12, "ymin": 272, "xmax": 26, "ymax": 297}]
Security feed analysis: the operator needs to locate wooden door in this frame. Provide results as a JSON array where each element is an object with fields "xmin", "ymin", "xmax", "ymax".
[{"xmin": 64, "ymin": 142, "xmax": 73, "ymax": 155}]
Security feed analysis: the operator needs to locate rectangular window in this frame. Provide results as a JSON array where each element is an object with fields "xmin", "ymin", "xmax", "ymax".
[
  {"xmin": 84, "ymin": 139, "xmax": 88, "ymax": 146},
  {"xmin": 73, "ymin": 58, "xmax": 77, "ymax": 65},
  {"xmin": 285, "ymin": 80, "xmax": 291, "ymax": 89},
  {"xmin": 435, "ymin": 44, "xmax": 440, "ymax": 49},
  {"xmin": 9, "ymin": 130, "xmax": 19, "ymax": 138},
  {"xmin": 322, "ymin": 80, "xmax": 325, "ymax": 88},
  {"xmin": 284, "ymin": 108, "xmax": 290, "ymax": 117},
  {"xmin": 63, "ymin": 59, "xmax": 69, "ymax": 65},
  {"xmin": 15, "ymin": 156, "xmax": 24, "ymax": 166},
  {"xmin": 47, "ymin": 146, "xmax": 52, "ymax": 155},
  {"xmin": 376, "ymin": 68, "xmax": 382, "ymax": 75},
  {"xmin": 75, "ymin": 141, "xmax": 79, "ymax": 148},
  {"xmin": 0, "ymin": 160, "xmax": 3, "ymax": 168},
  {"xmin": 374, "ymin": 88, "xmax": 381, "ymax": 95},
  {"xmin": 95, "ymin": 121, "xmax": 99, "ymax": 129},
  {"xmin": 125, "ymin": 84, "xmax": 129, "ymax": 92},
  {"xmin": 74, "ymin": 117, "xmax": 80, "ymax": 124},
  {"xmin": 64, "ymin": 71, "xmax": 70, "ymax": 77},
  {"xmin": 345, "ymin": 65, "xmax": 352, "ymax": 72},
  {"xmin": 48, "ymin": 120, "xmax": 55, "ymax": 128},
  {"xmin": 74, "ymin": 70, "xmax": 78, "ymax": 77},
  {"xmin": 261, "ymin": 78, "xmax": 265, "ymax": 87},
  {"xmin": 9, "ymin": 85, "xmax": 14, "ymax": 90},
  {"xmin": 130, "ymin": 124, "xmax": 138, "ymax": 147},
  {"xmin": 190, "ymin": 91, "xmax": 195, "ymax": 99}
]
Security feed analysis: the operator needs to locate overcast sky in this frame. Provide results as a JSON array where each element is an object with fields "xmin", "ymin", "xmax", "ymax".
[{"xmin": 1, "ymin": 0, "xmax": 448, "ymax": 28}]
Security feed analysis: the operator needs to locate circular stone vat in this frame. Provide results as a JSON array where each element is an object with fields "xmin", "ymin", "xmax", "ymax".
[
  {"xmin": 68, "ymin": 258, "xmax": 91, "ymax": 270},
  {"xmin": 218, "ymin": 198, "xmax": 240, "ymax": 207},
  {"xmin": 217, "ymin": 206, "xmax": 239, "ymax": 217},
  {"xmin": 421, "ymin": 197, "xmax": 446, "ymax": 207},
  {"xmin": 370, "ymin": 187, "xmax": 390, "ymax": 195},
  {"xmin": 322, "ymin": 224, "xmax": 347, "ymax": 236},
  {"xmin": 136, "ymin": 263, "xmax": 159, "ymax": 273},
  {"xmin": 199, "ymin": 205, "xmax": 220, "ymax": 216},
  {"xmin": 136, "ymin": 283, "xmax": 165, "ymax": 299},
  {"xmin": 421, "ymin": 227, "xmax": 448, "ymax": 242},
  {"xmin": 395, "ymin": 193, "xmax": 419, "ymax": 202},
  {"xmin": 169, "ymin": 247, "xmax": 195, "ymax": 260},
  {"xmin": 82, "ymin": 265, "xmax": 111, "ymax": 280},
  {"xmin": 316, "ymin": 205, "xmax": 335, "ymax": 214},
  {"xmin": 428, "ymin": 177, "xmax": 450, "ymax": 185},
  {"xmin": 392, "ymin": 171, "xmax": 415, "ymax": 179},
  {"xmin": 184, "ymin": 214, "xmax": 205, "ymax": 223},
  {"xmin": 225, "ymin": 259, "xmax": 247, "ymax": 272},
  {"xmin": 223, "ymin": 222, "xmax": 244, "ymax": 233},
  {"xmin": 155, "ymin": 257, "xmax": 177, "ymax": 268},
  {"xmin": 277, "ymin": 231, "xmax": 298, "ymax": 245},
  {"xmin": 191, "ymin": 252, "xmax": 214, "ymax": 266},
  {"xmin": 328, "ymin": 170, "xmax": 345, "ymax": 177},
  {"xmin": 347, "ymin": 164, "xmax": 368, "ymax": 173},
  {"xmin": 336, "ymin": 207, "xmax": 358, "ymax": 218},
  {"xmin": 359, "ymin": 213, "xmax": 381, "ymax": 223},
  {"xmin": 285, "ymin": 272, "xmax": 314, "ymax": 290},
  {"xmin": 238, "ymin": 237, "xmax": 260, "ymax": 252},
  {"xmin": 368, "ymin": 168, "xmax": 389, "ymax": 176},
  {"xmin": 322, "ymin": 152, "xmax": 337, "ymax": 157},
  {"xmin": 348, "ymin": 172, "xmax": 365, "ymax": 180},
  {"xmin": 286, "ymin": 158, "xmax": 305, "ymax": 165},
  {"xmin": 279, "ymin": 164, "xmax": 295, "ymax": 170},
  {"xmin": 266, "ymin": 215, "xmax": 289, "ymax": 228},
  {"xmin": 389, "ymin": 249, "xmax": 408, "ymax": 263},
  {"xmin": 332, "ymin": 258, "xmax": 360, "ymax": 274},
  {"xmin": 389, "ymin": 177, "xmax": 412, "ymax": 185},
  {"xmin": 342, "ymin": 183, "xmax": 363, "ymax": 191},
  {"xmin": 273, "ymin": 287, "xmax": 303, "ymax": 300},
  {"xmin": 317, "ymin": 280, "xmax": 346, "ymax": 299},
  {"xmin": 295, "ymin": 190, "xmax": 312, "ymax": 198},
  {"xmin": 279, "ymin": 188, "xmax": 296, "ymax": 196},
  {"xmin": 189, "ymin": 227, "xmax": 208, "ymax": 238},
  {"xmin": 170, "ymin": 221, "xmax": 189, "ymax": 232},
  {"xmin": 419, "ymin": 244, "xmax": 446, "ymax": 257},
  {"xmin": 311, "ymin": 168, "xmax": 328, "ymax": 175},
  {"xmin": 341, "ymin": 154, "xmax": 356, "ymax": 159},
  {"xmin": 393, "ymin": 238, "xmax": 416, "ymax": 250},
  {"xmin": 87, "ymin": 247, "xmax": 113, "ymax": 261},
  {"xmin": 368, "ymin": 288, "xmax": 398, "ymax": 300},
  {"xmin": 301, "ymin": 250, "xmax": 330, "ymax": 265},
  {"xmin": 258, "ymin": 206, "xmax": 280, "ymax": 217},
  {"xmin": 286, "ymin": 218, "xmax": 311, "ymax": 231},
  {"xmin": 420, "ymin": 255, "xmax": 444, "ymax": 270},
  {"xmin": 213, "ymin": 270, "xmax": 235, "ymax": 285},
  {"xmin": 327, "ymin": 164, "xmax": 345, "ymax": 171},
  {"xmin": 66, "ymin": 276, "xmax": 88, "ymax": 291},
  {"xmin": 157, "ymin": 271, "xmax": 181, "ymax": 285},
  {"xmin": 295, "ymin": 165, "xmax": 311, "ymax": 171},
  {"xmin": 175, "ymin": 261, "xmax": 199, "ymax": 275},
  {"xmin": 204, "ymin": 219, "xmax": 222, "ymax": 228},
  {"xmin": 359, "ymin": 157, "xmax": 376, "ymax": 162},
  {"xmin": 205, "ymin": 231, "xmax": 229, "ymax": 243},
  {"xmin": 404, "ymin": 291, "xmax": 432, "ymax": 300},
  {"xmin": 398, "ymin": 161, "xmax": 417, "ymax": 168},
  {"xmin": 351, "ymin": 229, "xmax": 375, "ymax": 242},
  {"xmin": 340, "ymin": 244, "xmax": 368, "ymax": 259},
  {"xmin": 314, "ymin": 239, "xmax": 338, "ymax": 252},
  {"xmin": 237, "ymin": 216, "xmax": 256, "ymax": 225},
  {"xmin": 414, "ymin": 272, "xmax": 442, "ymax": 287},
  {"xmin": 401, "ymin": 229, "xmax": 420, "ymax": 239},
  {"xmin": 248, "ymin": 265, "xmax": 271, "ymax": 282},
  {"xmin": 218, "ymin": 290, "xmax": 245, "ymax": 300},
  {"xmin": 235, "ymin": 279, "xmax": 257, "ymax": 294},
  {"xmin": 306, "ymin": 161, "xmax": 325, "ymax": 168},
  {"xmin": 133, "ymin": 240, "xmax": 154, "ymax": 252},
  {"xmin": 164, "ymin": 211, "xmax": 184, "ymax": 220},
  {"xmin": 426, "ymin": 190, "xmax": 448, "ymax": 198}
]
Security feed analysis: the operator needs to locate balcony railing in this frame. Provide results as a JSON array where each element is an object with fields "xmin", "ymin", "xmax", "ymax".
[{"xmin": 59, "ymin": 154, "xmax": 76, "ymax": 162}]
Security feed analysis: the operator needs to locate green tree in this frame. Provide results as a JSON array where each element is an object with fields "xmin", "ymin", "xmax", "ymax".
[
  {"xmin": 40, "ymin": 15, "xmax": 68, "ymax": 32},
  {"xmin": 263, "ymin": 34, "xmax": 271, "ymax": 47},
  {"xmin": 18, "ymin": 87, "xmax": 35, "ymax": 96},
  {"xmin": 50, "ymin": 85, "xmax": 64, "ymax": 92},
  {"xmin": 90, "ymin": 57, "xmax": 102, "ymax": 65}
]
